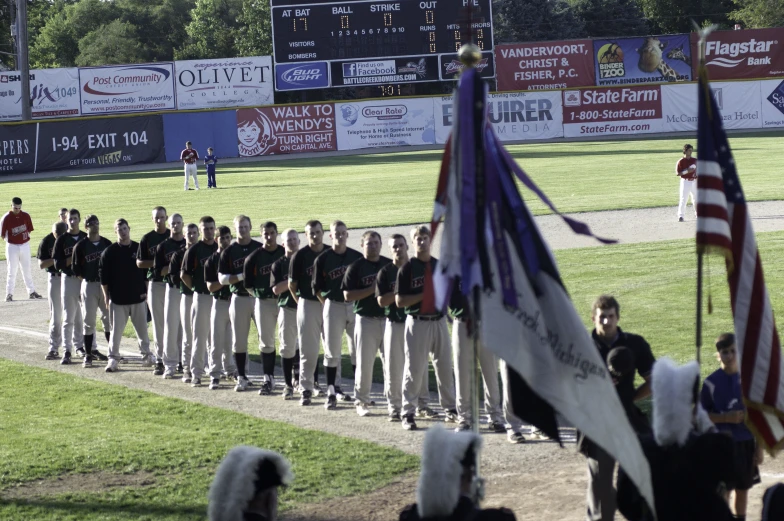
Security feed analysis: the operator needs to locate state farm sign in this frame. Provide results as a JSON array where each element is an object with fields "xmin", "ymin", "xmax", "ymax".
[
  {"xmin": 563, "ymin": 85, "xmax": 662, "ymax": 137},
  {"xmin": 691, "ymin": 27, "xmax": 784, "ymax": 80}
]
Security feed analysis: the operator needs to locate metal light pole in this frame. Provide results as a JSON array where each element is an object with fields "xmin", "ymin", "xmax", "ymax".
[{"xmin": 15, "ymin": 0, "xmax": 31, "ymax": 120}]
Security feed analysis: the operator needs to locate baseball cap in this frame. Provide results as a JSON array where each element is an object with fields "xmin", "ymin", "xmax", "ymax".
[{"xmin": 85, "ymin": 215, "xmax": 99, "ymax": 226}]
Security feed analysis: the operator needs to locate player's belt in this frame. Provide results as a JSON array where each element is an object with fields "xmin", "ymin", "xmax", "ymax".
[
  {"xmin": 359, "ymin": 315, "xmax": 384, "ymax": 320},
  {"xmin": 214, "ymin": 294, "xmax": 231, "ymax": 301},
  {"xmin": 85, "ymin": 279, "xmax": 100, "ymax": 283},
  {"xmin": 49, "ymin": 272, "xmax": 61, "ymax": 277},
  {"xmin": 412, "ymin": 314, "xmax": 443, "ymax": 321}
]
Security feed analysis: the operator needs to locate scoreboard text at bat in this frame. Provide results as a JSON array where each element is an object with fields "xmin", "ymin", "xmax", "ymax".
[{"xmin": 271, "ymin": 0, "xmax": 493, "ymax": 63}]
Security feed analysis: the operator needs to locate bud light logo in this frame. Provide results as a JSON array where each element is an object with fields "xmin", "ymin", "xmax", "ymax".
[
  {"xmin": 768, "ymin": 80, "xmax": 784, "ymax": 116},
  {"xmin": 275, "ymin": 62, "xmax": 329, "ymax": 91}
]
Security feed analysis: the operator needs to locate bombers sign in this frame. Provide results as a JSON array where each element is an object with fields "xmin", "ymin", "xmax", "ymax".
[
  {"xmin": 175, "ymin": 57, "xmax": 273, "ymax": 109},
  {"xmin": 563, "ymin": 85, "xmax": 662, "ymax": 137},
  {"xmin": 236, "ymin": 103, "xmax": 336, "ymax": 156},
  {"xmin": 495, "ymin": 40, "xmax": 595, "ymax": 91},
  {"xmin": 79, "ymin": 64, "xmax": 176, "ymax": 115},
  {"xmin": 691, "ymin": 28, "xmax": 784, "ymax": 80}
]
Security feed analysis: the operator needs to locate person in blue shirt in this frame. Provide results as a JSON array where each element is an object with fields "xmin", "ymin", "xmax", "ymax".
[
  {"xmin": 204, "ymin": 148, "xmax": 218, "ymax": 189},
  {"xmin": 700, "ymin": 332, "xmax": 764, "ymax": 521}
]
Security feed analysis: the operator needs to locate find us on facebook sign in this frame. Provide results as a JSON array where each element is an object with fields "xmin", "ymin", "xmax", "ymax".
[{"xmin": 274, "ymin": 62, "xmax": 330, "ymax": 91}]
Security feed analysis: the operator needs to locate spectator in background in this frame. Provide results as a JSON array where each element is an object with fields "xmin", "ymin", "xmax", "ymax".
[
  {"xmin": 701, "ymin": 333, "xmax": 763, "ymax": 521},
  {"xmin": 205, "ymin": 147, "xmax": 218, "ymax": 189},
  {"xmin": 208, "ymin": 445, "xmax": 293, "ymax": 521},
  {"xmin": 1, "ymin": 197, "xmax": 42, "ymax": 301}
]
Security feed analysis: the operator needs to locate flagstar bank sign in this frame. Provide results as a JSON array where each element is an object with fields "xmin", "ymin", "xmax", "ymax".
[
  {"xmin": 690, "ymin": 27, "xmax": 784, "ymax": 80},
  {"xmin": 175, "ymin": 57, "xmax": 273, "ymax": 109},
  {"xmin": 434, "ymin": 91, "xmax": 564, "ymax": 144},
  {"xmin": 79, "ymin": 64, "xmax": 176, "ymax": 115}
]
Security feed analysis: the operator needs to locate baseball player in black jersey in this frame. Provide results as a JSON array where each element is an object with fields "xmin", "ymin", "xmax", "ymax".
[
  {"xmin": 156, "ymin": 213, "xmax": 187, "ymax": 379},
  {"xmin": 396, "ymin": 225, "xmax": 457, "ymax": 431},
  {"xmin": 171, "ymin": 223, "xmax": 199, "ymax": 383},
  {"xmin": 181, "ymin": 216, "xmax": 219, "ymax": 387},
  {"xmin": 100, "ymin": 218, "xmax": 154, "ymax": 372},
  {"xmin": 342, "ymin": 231, "xmax": 391, "ymax": 415},
  {"xmin": 137, "ymin": 206, "xmax": 170, "ymax": 375},
  {"xmin": 53, "ymin": 209, "xmax": 87, "ymax": 364},
  {"xmin": 218, "ymin": 215, "xmax": 261, "ymax": 392},
  {"xmin": 205, "ymin": 226, "xmax": 238, "ymax": 390},
  {"xmin": 72, "ymin": 215, "xmax": 113, "ymax": 367},
  {"xmin": 375, "ymin": 234, "xmax": 429, "ymax": 421},
  {"xmin": 289, "ymin": 219, "xmax": 330, "ymax": 406},
  {"xmin": 270, "ymin": 228, "xmax": 300, "ymax": 400},
  {"xmin": 313, "ymin": 220, "xmax": 362, "ymax": 403},
  {"xmin": 38, "ymin": 221, "xmax": 67, "ymax": 360},
  {"xmin": 243, "ymin": 221, "xmax": 285, "ymax": 396}
]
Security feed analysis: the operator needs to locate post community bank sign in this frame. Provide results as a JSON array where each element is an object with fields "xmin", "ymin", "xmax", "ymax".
[{"xmin": 79, "ymin": 64, "xmax": 176, "ymax": 115}]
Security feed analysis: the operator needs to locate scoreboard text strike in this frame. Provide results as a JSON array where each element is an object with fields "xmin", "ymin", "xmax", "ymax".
[{"xmin": 271, "ymin": 0, "xmax": 493, "ymax": 64}]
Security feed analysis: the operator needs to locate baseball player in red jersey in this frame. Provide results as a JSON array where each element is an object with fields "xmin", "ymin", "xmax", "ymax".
[
  {"xmin": 137, "ymin": 206, "xmax": 171, "ymax": 375},
  {"xmin": 38, "ymin": 220, "xmax": 67, "ymax": 359},
  {"xmin": 181, "ymin": 141, "xmax": 200, "ymax": 191},
  {"xmin": 676, "ymin": 143, "xmax": 698, "ymax": 222},
  {"xmin": 1, "ymin": 197, "xmax": 42, "ymax": 301}
]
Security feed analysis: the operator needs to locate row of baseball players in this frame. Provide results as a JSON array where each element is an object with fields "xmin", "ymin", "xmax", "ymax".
[{"xmin": 37, "ymin": 207, "xmax": 528, "ymax": 440}]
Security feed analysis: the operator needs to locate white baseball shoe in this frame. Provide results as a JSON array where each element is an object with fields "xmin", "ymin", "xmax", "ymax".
[
  {"xmin": 356, "ymin": 403, "xmax": 371, "ymax": 417},
  {"xmin": 234, "ymin": 376, "xmax": 249, "ymax": 392},
  {"xmin": 105, "ymin": 359, "xmax": 119, "ymax": 373}
]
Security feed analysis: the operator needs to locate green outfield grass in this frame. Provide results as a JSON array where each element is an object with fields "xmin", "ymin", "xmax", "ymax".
[
  {"xmin": 0, "ymin": 358, "xmax": 418, "ymax": 520},
  {"xmin": 1, "ymin": 132, "xmax": 783, "ymax": 262}
]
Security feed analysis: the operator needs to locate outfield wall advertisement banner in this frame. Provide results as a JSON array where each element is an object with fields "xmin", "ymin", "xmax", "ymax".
[
  {"xmin": 0, "ymin": 123, "xmax": 36, "ymax": 174},
  {"xmin": 35, "ymin": 116, "xmax": 165, "ymax": 172},
  {"xmin": 439, "ymin": 52, "xmax": 495, "ymax": 80},
  {"xmin": 335, "ymin": 98, "xmax": 435, "ymax": 150},
  {"xmin": 562, "ymin": 85, "xmax": 663, "ymax": 137},
  {"xmin": 593, "ymin": 34, "xmax": 693, "ymax": 87},
  {"xmin": 236, "ymin": 103, "xmax": 336, "ymax": 156},
  {"xmin": 79, "ymin": 64, "xmax": 176, "ymax": 115},
  {"xmin": 330, "ymin": 57, "xmax": 440, "ymax": 87},
  {"xmin": 175, "ymin": 57, "xmax": 273, "ymax": 110},
  {"xmin": 661, "ymin": 82, "xmax": 762, "ymax": 132},
  {"xmin": 434, "ymin": 91, "xmax": 563, "ymax": 144},
  {"xmin": 274, "ymin": 62, "xmax": 330, "ymax": 91},
  {"xmin": 760, "ymin": 79, "xmax": 784, "ymax": 128},
  {"xmin": 0, "ymin": 68, "xmax": 81, "ymax": 121},
  {"xmin": 495, "ymin": 40, "xmax": 595, "ymax": 91},
  {"xmin": 693, "ymin": 28, "xmax": 784, "ymax": 81}
]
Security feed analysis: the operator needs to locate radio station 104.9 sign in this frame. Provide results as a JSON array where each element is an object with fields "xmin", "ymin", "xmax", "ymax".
[{"xmin": 271, "ymin": 0, "xmax": 493, "ymax": 64}]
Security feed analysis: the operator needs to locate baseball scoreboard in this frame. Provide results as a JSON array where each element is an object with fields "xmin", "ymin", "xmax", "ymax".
[{"xmin": 270, "ymin": 0, "xmax": 495, "ymax": 93}]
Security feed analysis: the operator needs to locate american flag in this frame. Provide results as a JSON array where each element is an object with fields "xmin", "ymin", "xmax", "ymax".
[{"xmin": 696, "ymin": 66, "xmax": 784, "ymax": 452}]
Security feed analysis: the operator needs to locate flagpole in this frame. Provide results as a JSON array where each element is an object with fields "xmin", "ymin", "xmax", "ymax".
[{"xmin": 694, "ymin": 22, "xmax": 716, "ymax": 365}]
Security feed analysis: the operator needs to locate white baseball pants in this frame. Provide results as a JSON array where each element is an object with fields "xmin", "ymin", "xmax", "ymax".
[
  {"xmin": 163, "ymin": 284, "xmax": 183, "ymax": 372},
  {"xmin": 184, "ymin": 163, "xmax": 199, "ymax": 189},
  {"xmin": 255, "ymin": 298, "xmax": 279, "ymax": 354},
  {"xmin": 108, "ymin": 301, "xmax": 151, "ymax": 360},
  {"xmin": 384, "ymin": 320, "xmax": 429, "ymax": 414},
  {"xmin": 401, "ymin": 316, "xmax": 456, "ymax": 417},
  {"xmin": 5, "ymin": 241, "xmax": 36, "ymax": 296},
  {"xmin": 47, "ymin": 273, "xmax": 63, "ymax": 353},
  {"xmin": 81, "ymin": 280, "xmax": 109, "ymax": 336},
  {"xmin": 148, "ymin": 281, "xmax": 166, "ymax": 362},
  {"xmin": 180, "ymin": 293, "xmax": 193, "ymax": 370},
  {"xmin": 61, "ymin": 275, "xmax": 83, "ymax": 353},
  {"xmin": 452, "ymin": 320, "xmax": 503, "ymax": 425},
  {"xmin": 353, "ymin": 315, "xmax": 386, "ymax": 406},
  {"xmin": 678, "ymin": 178, "xmax": 697, "ymax": 219},
  {"xmin": 230, "ymin": 294, "xmax": 255, "ymax": 354},
  {"xmin": 277, "ymin": 307, "xmax": 298, "ymax": 359},
  {"xmin": 190, "ymin": 293, "xmax": 213, "ymax": 379},
  {"xmin": 297, "ymin": 298, "xmax": 323, "ymax": 392},
  {"xmin": 499, "ymin": 359, "xmax": 525, "ymax": 432},
  {"xmin": 209, "ymin": 298, "xmax": 236, "ymax": 379}
]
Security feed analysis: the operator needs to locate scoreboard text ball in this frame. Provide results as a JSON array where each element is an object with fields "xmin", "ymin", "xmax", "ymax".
[{"xmin": 271, "ymin": 0, "xmax": 493, "ymax": 64}]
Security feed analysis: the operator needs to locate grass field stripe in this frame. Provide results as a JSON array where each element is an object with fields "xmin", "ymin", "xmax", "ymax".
[{"xmin": 0, "ymin": 325, "xmax": 140, "ymax": 357}]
